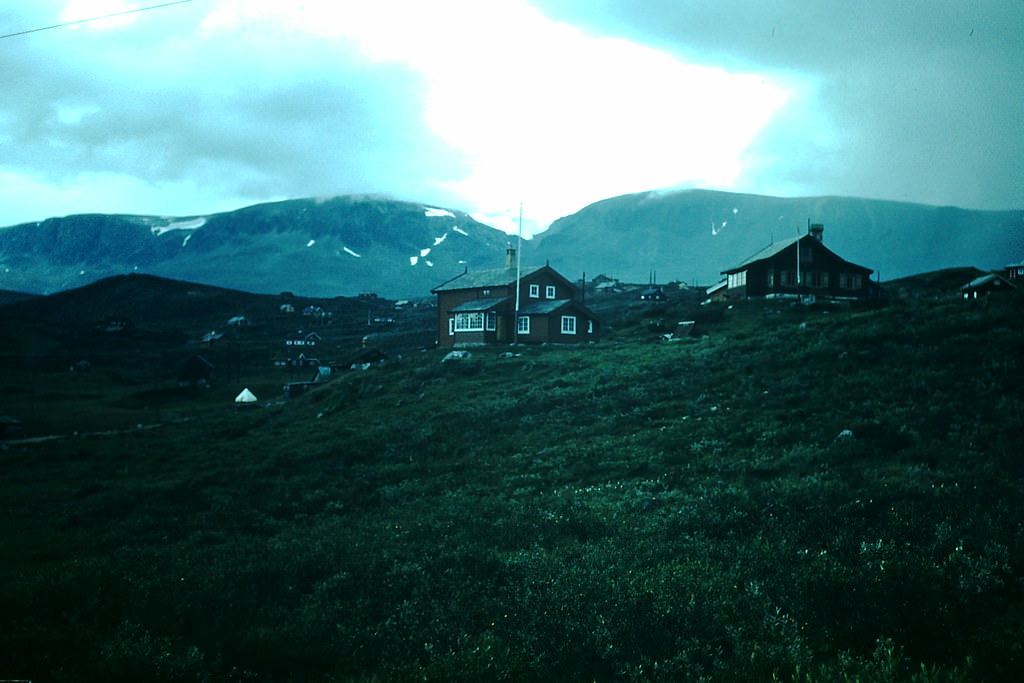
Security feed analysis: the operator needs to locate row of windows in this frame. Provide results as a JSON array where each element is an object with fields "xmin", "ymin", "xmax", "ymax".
[
  {"xmin": 452, "ymin": 311, "xmax": 499, "ymax": 332},
  {"xmin": 529, "ymin": 284, "xmax": 557, "ymax": 299},
  {"xmin": 451, "ymin": 314, "xmax": 591, "ymax": 336},
  {"xmin": 762, "ymin": 270, "xmax": 863, "ymax": 289}
]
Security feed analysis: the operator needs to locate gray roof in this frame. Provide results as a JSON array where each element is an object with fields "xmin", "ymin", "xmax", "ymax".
[
  {"xmin": 723, "ymin": 234, "xmax": 871, "ymax": 274},
  {"xmin": 432, "ymin": 265, "xmax": 546, "ymax": 292},
  {"xmin": 962, "ymin": 273, "xmax": 1015, "ymax": 290},
  {"xmin": 518, "ymin": 299, "xmax": 593, "ymax": 316},
  {"xmin": 449, "ymin": 297, "xmax": 509, "ymax": 312},
  {"xmin": 723, "ymin": 236, "xmax": 801, "ymax": 273}
]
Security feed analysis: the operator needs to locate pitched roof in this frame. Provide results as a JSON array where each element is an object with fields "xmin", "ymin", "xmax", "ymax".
[
  {"xmin": 723, "ymin": 236, "xmax": 801, "ymax": 273},
  {"xmin": 962, "ymin": 272, "xmax": 1016, "ymax": 290},
  {"xmin": 449, "ymin": 297, "xmax": 509, "ymax": 312},
  {"xmin": 432, "ymin": 265, "xmax": 546, "ymax": 292},
  {"xmin": 518, "ymin": 299, "xmax": 597, "ymax": 317},
  {"xmin": 722, "ymin": 234, "xmax": 872, "ymax": 274}
]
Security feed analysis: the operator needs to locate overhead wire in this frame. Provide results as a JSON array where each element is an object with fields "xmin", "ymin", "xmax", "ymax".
[{"xmin": 0, "ymin": 0, "xmax": 195, "ymax": 40}]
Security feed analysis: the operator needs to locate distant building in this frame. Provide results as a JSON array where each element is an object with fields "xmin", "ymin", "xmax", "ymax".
[
  {"xmin": 285, "ymin": 331, "xmax": 321, "ymax": 348},
  {"xmin": 721, "ymin": 223, "xmax": 874, "ymax": 300},
  {"xmin": 961, "ymin": 272, "xmax": 1016, "ymax": 299},
  {"xmin": 432, "ymin": 247, "xmax": 600, "ymax": 347},
  {"xmin": 640, "ymin": 287, "xmax": 665, "ymax": 302}
]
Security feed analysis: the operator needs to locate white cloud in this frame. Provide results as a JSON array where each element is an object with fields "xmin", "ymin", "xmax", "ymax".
[{"xmin": 186, "ymin": 0, "xmax": 793, "ymax": 228}]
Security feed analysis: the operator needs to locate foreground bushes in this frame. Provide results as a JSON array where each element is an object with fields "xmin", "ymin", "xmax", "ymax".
[{"xmin": 1, "ymin": 296, "xmax": 1022, "ymax": 680}]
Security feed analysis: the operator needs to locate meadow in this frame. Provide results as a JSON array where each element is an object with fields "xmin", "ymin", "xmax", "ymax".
[{"xmin": 1, "ymin": 287, "xmax": 1022, "ymax": 681}]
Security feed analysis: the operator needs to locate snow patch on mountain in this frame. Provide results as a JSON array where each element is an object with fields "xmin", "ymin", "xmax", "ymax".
[
  {"xmin": 148, "ymin": 217, "xmax": 207, "ymax": 235},
  {"xmin": 343, "ymin": 247, "xmax": 361, "ymax": 258},
  {"xmin": 453, "ymin": 226, "xmax": 469, "ymax": 236},
  {"xmin": 424, "ymin": 207, "xmax": 455, "ymax": 218},
  {"xmin": 433, "ymin": 233, "xmax": 448, "ymax": 246},
  {"xmin": 307, "ymin": 239, "xmax": 316, "ymax": 247}
]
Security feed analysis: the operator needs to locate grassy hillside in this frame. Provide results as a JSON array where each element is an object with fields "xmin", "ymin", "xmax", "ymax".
[{"xmin": 1, "ymin": 289, "xmax": 1022, "ymax": 681}]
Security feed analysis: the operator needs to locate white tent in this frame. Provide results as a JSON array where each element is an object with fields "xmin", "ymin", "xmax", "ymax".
[{"xmin": 234, "ymin": 387, "xmax": 258, "ymax": 404}]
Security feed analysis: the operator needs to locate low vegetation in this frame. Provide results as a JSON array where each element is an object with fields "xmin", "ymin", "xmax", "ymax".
[{"xmin": 1, "ymin": 287, "xmax": 1022, "ymax": 681}]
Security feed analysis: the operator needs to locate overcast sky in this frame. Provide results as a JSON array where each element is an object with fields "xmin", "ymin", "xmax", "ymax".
[{"xmin": 2, "ymin": 0, "xmax": 1022, "ymax": 234}]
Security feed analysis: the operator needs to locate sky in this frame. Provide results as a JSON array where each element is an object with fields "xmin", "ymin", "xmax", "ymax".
[{"xmin": 2, "ymin": 0, "xmax": 1022, "ymax": 235}]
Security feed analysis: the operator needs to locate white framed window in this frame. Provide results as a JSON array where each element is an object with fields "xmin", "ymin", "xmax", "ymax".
[
  {"xmin": 454, "ymin": 311, "xmax": 484, "ymax": 331},
  {"xmin": 486, "ymin": 311, "xmax": 497, "ymax": 331},
  {"xmin": 728, "ymin": 270, "xmax": 747, "ymax": 288},
  {"xmin": 517, "ymin": 316, "xmax": 530, "ymax": 334},
  {"xmin": 561, "ymin": 315, "xmax": 576, "ymax": 334},
  {"xmin": 545, "ymin": 285, "xmax": 556, "ymax": 299},
  {"xmin": 587, "ymin": 319, "xmax": 594, "ymax": 334},
  {"xmin": 448, "ymin": 317, "xmax": 455, "ymax": 335},
  {"xmin": 529, "ymin": 284, "xmax": 539, "ymax": 298}
]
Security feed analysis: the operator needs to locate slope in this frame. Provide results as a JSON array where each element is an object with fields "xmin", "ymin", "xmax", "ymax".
[{"xmin": 531, "ymin": 189, "xmax": 1024, "ymax": 286}]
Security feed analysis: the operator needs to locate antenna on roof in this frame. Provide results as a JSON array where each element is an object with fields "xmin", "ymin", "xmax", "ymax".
[{"xmin": 514, "ymin": 202, "xmax": 522, "ymax": 344}]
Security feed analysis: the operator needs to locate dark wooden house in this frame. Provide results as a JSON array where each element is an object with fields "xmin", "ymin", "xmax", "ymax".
[
  {"xmin": 721, "ymin": 224, "xmax": 874, "ymax": 300},
  {"xmin": 432, "ymin": 248, "xmax": 600, "ymax": 347},
  {"xmin": 961, "ymin": 272, "xmax": 1017, "ymax": 299}
]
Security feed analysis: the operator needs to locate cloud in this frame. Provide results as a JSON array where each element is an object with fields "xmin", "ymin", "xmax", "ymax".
[
  {"xmin": 1, "ymin": 0, "xmax": 1019, "ymax": 232},
  {"xmin": 529, "ymin": 0, "xmax": 1024, "ymax": 210}
]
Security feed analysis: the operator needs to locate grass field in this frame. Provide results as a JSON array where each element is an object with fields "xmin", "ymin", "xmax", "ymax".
[{"xmin": 1, "ymin": 284, "xmax": 1022, "ymax": 681}]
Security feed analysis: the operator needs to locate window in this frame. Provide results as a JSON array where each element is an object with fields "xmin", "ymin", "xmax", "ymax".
[
  {"xmin": 781, "ymin": 270, "xmax": 797, "ymax": 286},
  {"xmin": 481, "ymin": 288, "xmax": 491, "ymax": 296},
  {"xmin": 545, "ymin": 285, "xmax": 556, "ymax": 299},
  {"xmin": 808, "ymin": 271, "xmax": 829, "ymax": 288},
  {"xmin": 800, "ymin": 245, "xmax": 813, "ymax": 263},
  {"xmin": 840, "ymin": 273, "xmax": 862, "ymax": 290},
  {"xmin": 529, "ymin": 284, "xmax": 539, "ymax": 298},
  {"xmin": 517, "ymin": 316, "xmax": 530, "ymax": 334},
  {"xmin": 454, "ymin": 311, "xmax": 484, "ymax": 331},
  {"xmin": 448, "ymin": 317, "xmax": 454, "ymax": 335},
  {"xmin": 561, "ymin": 315, "xmax": 576, "ymax": 334},
  {"xmin": 766, "ymin": 270, "xmax": 775, "ymax": 287},
  {"xmin": 486, "ymin": 311, "xmax": 496, "ymax": 331},
  {"xmin": 587, "ymin": 319, "xmax": 594, "ymax": 334},
  {"xmin": 728, "ymin": 271, "xmax": 747, "ymax": 288}
]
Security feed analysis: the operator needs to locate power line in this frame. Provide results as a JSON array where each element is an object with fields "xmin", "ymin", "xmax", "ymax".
[{"xmin": 0, "ymin": 0, "xmax": 195, "ymax": 40}]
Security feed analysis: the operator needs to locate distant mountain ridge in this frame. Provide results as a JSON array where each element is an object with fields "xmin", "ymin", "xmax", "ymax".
[
  {"xmin": 0, "ymin": 196, "xmax": 511, "ymax": 298},
  {"xmin": 2, "ymin": 190, "xmax": 1022, "ymax": 298},
  {"xmin": 532, "ymin": 189, "xmax": 1024, "ymax": 286}
]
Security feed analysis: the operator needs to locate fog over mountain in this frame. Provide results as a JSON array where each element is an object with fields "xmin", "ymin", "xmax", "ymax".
[{"xmin": 2, "ymin": 191, "xmax": 1021, "ymax": 298}]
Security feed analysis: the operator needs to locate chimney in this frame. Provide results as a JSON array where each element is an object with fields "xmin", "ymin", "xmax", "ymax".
[
  {"xmin": 505, "ymin": 246, "xmax": 517, "ymax": 269},
  {"xmin": 809, "ymin": 223, "xmax": 824, "ymax": 242}
]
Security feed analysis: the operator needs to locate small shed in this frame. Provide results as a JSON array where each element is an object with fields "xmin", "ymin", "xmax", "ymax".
[
  {"xmin": 961, "ymin": 272, "xmax": 1016, "ymax": 299},
  {"xmin": 640, "ymin": 287, "xmax": 665, "ymax": 302},
  {"xmin": 664, "ymin": 320, "xmax": 699, "ymax": 341}
]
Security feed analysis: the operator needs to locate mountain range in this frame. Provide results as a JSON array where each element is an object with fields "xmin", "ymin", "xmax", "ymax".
[{"xmin": 2, "ymin": 190, "xmax": 1021, "ymax": 298}]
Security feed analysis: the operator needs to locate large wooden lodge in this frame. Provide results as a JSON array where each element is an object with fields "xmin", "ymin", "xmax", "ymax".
[
  {"xmin": 432, "ymin": 248, "xmax": 600, "ymax": 347},
  {"xmin": 721, "ymin": 223, "xmax": 875, "ymax": 300}
]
